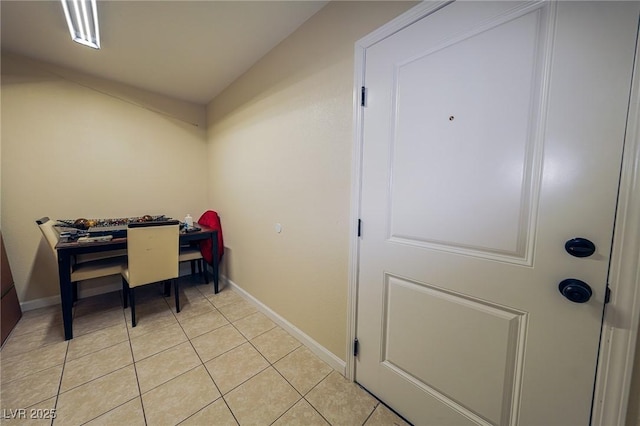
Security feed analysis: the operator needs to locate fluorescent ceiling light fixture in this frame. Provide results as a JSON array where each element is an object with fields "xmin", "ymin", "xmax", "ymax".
[{"xmin": 61, "ymin": 0, "xmax": 100, "ymax": 49}]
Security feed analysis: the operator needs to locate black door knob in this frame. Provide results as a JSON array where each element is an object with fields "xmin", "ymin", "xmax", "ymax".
[
  {"xmin": 565, "ymin": 238, "xmax": 596, "ymax": 258},
  {"xmin": 558, "ymin": 278, "xmax": 592, "ymax": 303}
]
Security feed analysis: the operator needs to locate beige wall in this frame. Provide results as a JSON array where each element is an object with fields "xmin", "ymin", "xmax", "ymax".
[
  {"xmin": 1, "ymin": 53, "xmax": 208, "ymax": 303},
  {"xmin": 206, "ymin": 1, "xmax": 416, "ymax": 361}
]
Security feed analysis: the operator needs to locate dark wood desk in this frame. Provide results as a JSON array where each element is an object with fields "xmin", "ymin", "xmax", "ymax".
[{"xmin": 55, "ymin": 226, "xmax": 219, "ymax": 340}]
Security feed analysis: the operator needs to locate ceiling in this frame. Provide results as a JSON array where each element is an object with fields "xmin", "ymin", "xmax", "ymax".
[{"xmin": 0, "ymin": 1, "xmax": 328, "ymax": 105}]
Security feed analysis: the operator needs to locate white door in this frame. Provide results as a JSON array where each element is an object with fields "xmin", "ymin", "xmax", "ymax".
[{"xmin": 355, "ymin": 2, "xmax": 639, "ymax": 425}]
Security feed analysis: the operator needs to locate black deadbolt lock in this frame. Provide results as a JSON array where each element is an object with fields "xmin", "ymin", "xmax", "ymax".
[
  {"xmin": 558, "ymin": 278, "xmax": 592, "ymax": 303},
  {"xmin": 565, "ymin": 238, "xmax": 596, "ymax": 258}
]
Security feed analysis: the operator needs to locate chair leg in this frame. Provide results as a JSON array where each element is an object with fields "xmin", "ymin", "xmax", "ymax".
[
  {"xmin": 122, "ymin": 277, "xmax": 129, "ymax": 309},
  {"xmin": 213, "ymin": 258, "xmax": 219, "ymax": 294},
  {"xmin": 72, "ymin": 282, "xmax": 79, "ymax": 304},
  {"xmin": 163, "ymin": 281, "xmax": 171, "ymax": 297},
  {"xmin": 130, "ymin": 287, "xmax": 137, "ymax": 327},
  {"xmin": 202, "ymin": 260, "xmax": 209, "ymax": 284},
  {"xmin": 174, "ymin": 279, "xmax": 181, "ymax": 313},
  {"xmin": 190, "ymin": 260, "xmax": 196, "ymax": 276}
]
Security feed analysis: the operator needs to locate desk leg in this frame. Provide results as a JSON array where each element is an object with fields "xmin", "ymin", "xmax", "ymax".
[
  {"xmin": 57, "ymin": 252, "xmax": 73, "ymax": 340},
  {"xmin": 211, "ymin": 232, "xmax": 219, "ymax": 294}
]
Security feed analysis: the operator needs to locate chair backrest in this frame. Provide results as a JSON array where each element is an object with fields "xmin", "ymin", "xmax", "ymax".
[
  {"xmin": 126, "ymin": 221, "xmax": 179, "ymax": 287},
  {"xmin": 36, "ymin": 217, "xmax": 59, "ymax": 260},
  {"xmin": 197, "ymin": 210, "xmax": 224, "ymax": 263}
]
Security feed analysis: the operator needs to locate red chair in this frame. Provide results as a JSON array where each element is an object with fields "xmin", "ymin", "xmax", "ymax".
[{"xmin": 197, "ymin": 210, "xmax": 224, "ymax": 293}]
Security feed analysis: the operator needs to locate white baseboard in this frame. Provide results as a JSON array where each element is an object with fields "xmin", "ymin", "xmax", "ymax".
[
  {"xmin": 222, "ymin": 275, "xmax": 347, "ymax": 375},
  {"xmin": 20, "ymin": 294, "xmax": 62, "ymax": 312},
  {"xmin": 20, "ymin": 279, "xmax": 122, "ymax": 312}
]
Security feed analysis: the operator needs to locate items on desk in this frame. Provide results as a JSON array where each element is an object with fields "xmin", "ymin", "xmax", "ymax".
[
  {"xmin": 183, "ymin": 214, "xmax": 199, "ymax": 232},
  {"xmin": 58, "ymin": 229, "xmax": 88, "ymax": 243},
  {"xmin": 183, "ymin": 225, "xmax": 201, "ymax": 233},
  {"xmin": 57, "ymin": 215, "xmax": 170, "ymax": 241},
  {"xmin": 57, "ymin": 215, "xmax": 169, "ymax": 230},
  {"xmin": 87, "ymin": 225, "xmax": 127, "ymax": 238},
  {"xmin": 78, "ymin": 235, "xmax": 113, "ymax": 243},
  {"xmin": 58, "ymin": 229, "xmax": 85, "ymax": 238},
  {"xmin": 56, "ymin": 215, "xmax": 209, "ymax": 239}
]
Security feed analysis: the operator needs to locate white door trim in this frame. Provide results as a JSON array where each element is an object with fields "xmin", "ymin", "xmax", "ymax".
[
  {"xmin": 346, "ymin": 2, "xmax": 640, "ymax": 425},
  {"xmin": 591, "ymin": 28, "xmax": 640, "ymax": 424}
]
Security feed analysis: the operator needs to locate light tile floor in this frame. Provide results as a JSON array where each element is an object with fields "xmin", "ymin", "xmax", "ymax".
[{"xmin": 0, "ymin": 276, "xmax": 410, "ymax": 426}]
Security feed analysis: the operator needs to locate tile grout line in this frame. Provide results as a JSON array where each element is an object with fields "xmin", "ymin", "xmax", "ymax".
[
  {"xmin": 169, "ymin": 283, "xmax": 242, "ymax": 426},
  {"xmin": 267, "ymin": 365, "xmax": 332, "ymax": 425},
  {"xmin": 49, "ymin": 336, "xmax": 69, "ymax": 426},
  {"xmin": 122, "ymin": 288, "xmax": 150, "ymax": 426}
]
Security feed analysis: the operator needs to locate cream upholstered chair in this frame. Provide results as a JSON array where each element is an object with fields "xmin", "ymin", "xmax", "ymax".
[
  {"xmin": 36, "ymin": 217, "xmax": 126, "ymax": 303},
  {"xmin": 75, "ymin": 249, "xmax": 127, "ymax": 263},
  {"xmin": 121, "ymin": 220, "xmax": 180, "ymax": 327},
  {"xmin": 179, "ymin": 245, "xmax": 208, "ymax": 283}
]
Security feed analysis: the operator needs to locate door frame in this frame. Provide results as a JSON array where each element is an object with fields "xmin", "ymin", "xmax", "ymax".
[{"xmin": 346, "ymin": 2, "xmax": 640, "ymax": 425}]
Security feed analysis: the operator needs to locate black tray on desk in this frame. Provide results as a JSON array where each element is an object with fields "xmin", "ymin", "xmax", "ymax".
[{"xmin": 87, "ymin": 225, "xmax": 127, "ymax": 238}]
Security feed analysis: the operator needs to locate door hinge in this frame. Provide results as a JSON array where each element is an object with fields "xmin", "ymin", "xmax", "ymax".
[
  {"xmin": 605, "ymin": 285, "xmax": 611, "ymax": 304},
  {"xmin": 353, "ymin": 338, "xmax": 359, "ymax": 357},
  {"xmin": 361, "ymin": 86, "xmax": 367, "ymax": 107},
  {"xmin": 357, "ymin": 219, "xmax": 362, "ymax": 237}
]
